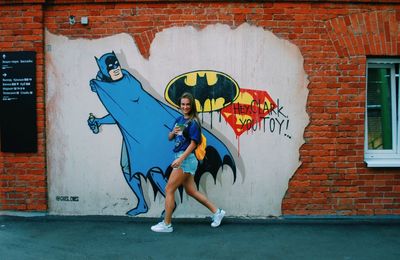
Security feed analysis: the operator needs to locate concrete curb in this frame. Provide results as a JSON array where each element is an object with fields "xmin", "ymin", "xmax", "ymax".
[{"xmin": 2, "ymin": 211, "xmax": 400, "ymax": 224}]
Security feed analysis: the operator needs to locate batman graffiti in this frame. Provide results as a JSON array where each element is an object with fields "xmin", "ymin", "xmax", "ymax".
[{"xmin": 88, "ymin": 52, "xmax": 236, "ymax": 216}]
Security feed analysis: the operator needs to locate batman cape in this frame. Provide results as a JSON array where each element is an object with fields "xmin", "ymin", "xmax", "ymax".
[{"xmin": 90, "ymin": 69, "xmax": 177, "ymax": 179}]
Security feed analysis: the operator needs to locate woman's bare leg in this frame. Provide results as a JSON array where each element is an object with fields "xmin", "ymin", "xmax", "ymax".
[
  {"xmin": 164, "ymin": 168, "xmax": 188, "ymax": 224},
  {"xmin": 183, "ymin": 175, "xmax": 218, "ymax": 214}
]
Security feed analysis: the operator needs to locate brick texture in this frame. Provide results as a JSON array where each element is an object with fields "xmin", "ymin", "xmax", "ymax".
[
  {"xmin": 0, "ymin": 4, "xmax": 47, "ymax": 211},
  {"xmin": 1, "ymin": 0, "xmax": 400, "ymax": 215}
]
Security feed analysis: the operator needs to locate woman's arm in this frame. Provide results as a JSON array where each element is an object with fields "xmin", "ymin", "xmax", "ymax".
[
  {"xmin": 181, "ymin": 140, "xmax": 197, "ymax": 159},
  {"xmin": 168, "ymin": 130, "xmax": 175, "ymax": 141}
]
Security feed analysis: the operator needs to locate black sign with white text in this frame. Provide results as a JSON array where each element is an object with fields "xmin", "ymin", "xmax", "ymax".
[{"xmin": 1, "ymin": 51, "xmax": 37, "ymax": 152}]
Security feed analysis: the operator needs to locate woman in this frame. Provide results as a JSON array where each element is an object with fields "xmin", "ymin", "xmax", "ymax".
[{"xmin": 151, "ymin": 92, "xmax": 225, "ymax": 233}]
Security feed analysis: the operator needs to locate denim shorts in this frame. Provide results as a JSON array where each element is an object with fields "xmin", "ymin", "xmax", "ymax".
[{"xmin": 174, "ymin": 151, "xmax": 198, "ymax": 175}]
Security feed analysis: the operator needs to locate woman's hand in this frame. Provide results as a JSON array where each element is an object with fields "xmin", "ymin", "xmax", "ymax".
[
  {"xmin": 168, "ymin": 126, "xmax": 178, "ymax": 140},
  {"xmin": 169, "ymin": 125, "xmax": 182, "ymax": 140},
  {"xmin": 171, "ymin": 157, "xmax": 183, "ymax": 168},
  {"xmin": 173, "ymin": 125, "xmax": 181, "ymax": 135}
]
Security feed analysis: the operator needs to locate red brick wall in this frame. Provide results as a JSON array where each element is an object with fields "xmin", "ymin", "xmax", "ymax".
[
  {"xmin": 0, "ymin": 3, "xmax": 47, "ymax": 211},
  {"xmin": 283, "ymin": 9, "xmax": 400, "ymax": 215},
  {"xmin": 1, "ymin": 0, "xmax": 400, "ymax": 215}
]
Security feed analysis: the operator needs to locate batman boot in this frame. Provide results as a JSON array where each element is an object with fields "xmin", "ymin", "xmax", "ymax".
[{"xmin": 123, "ymin": 172, "xmax": 148, "ymax": 216}]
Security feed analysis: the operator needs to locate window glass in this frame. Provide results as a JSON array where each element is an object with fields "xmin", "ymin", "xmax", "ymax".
[{"xmin": 367, "ymin": 67, "xmax": 392, "ymax": 150}]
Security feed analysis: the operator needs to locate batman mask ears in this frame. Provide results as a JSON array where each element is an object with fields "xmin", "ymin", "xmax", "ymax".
[
  {"xmin": 95, "ymin": 56, "xmax": 100, "ymax": 70},
  {"xmin": 95, "ymin": 55, "xmax": 109, "ymax": 79}
]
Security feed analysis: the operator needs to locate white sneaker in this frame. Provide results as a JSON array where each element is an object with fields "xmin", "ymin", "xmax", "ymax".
[
  {"xmin": 211, "ymin": 209, "xmax": 226, "ymax": 228},
  {"xmin": 151, "ymin": 221, "xmax": 173, "ymax": 233}
]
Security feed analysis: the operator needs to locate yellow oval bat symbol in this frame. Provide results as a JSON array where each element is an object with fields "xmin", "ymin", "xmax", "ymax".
[{"xmin": 164, "ymin": 70, "xmax": 240, "ymax": 113}]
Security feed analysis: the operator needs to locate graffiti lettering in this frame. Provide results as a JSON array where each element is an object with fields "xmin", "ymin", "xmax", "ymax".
[
  {"xmin": 233, "ymin": 97, "xmax": 291, "ymax": 139},
  {"xmin": 233, "ymin": 99, "xmax": 273, "ymax": 115},
  {"xmin": 56, "ymin": 196, "xmax": 79, "ymax": 202},
  {"xmin": 270, "ymin": 99, "xmax": 288, "ymax": 118},
  {"xmin": 233, "ymin": 103, "xmax": 247, "ymax": 114},
  {"xmin": 240, "ymin": 116, "xmax": 289, "ymax": 136},
  {"xmin": 262, "ymin": 117, "xmax": 288, "ymax": 135}
]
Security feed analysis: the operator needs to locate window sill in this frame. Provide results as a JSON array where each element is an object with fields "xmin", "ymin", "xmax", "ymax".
[{"xmin": 364, "ymin": 158, "xmax": 400, "ymax": 167}]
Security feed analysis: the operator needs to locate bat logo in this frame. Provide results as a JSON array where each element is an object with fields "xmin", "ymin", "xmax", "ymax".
[{"xmin": 164, "ymin": 70, "xmax": 240, "ymax": 112}]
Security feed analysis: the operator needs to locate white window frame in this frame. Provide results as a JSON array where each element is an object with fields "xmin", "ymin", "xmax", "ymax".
[{"xmin": 364, "ymin": 58, "xmax": 400, "ymax": 167}]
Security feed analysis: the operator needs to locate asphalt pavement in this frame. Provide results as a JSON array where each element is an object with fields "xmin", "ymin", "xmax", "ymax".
[{"xmin": 1, "ymin": 215, "xmax": 400, "ymax": 260}]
